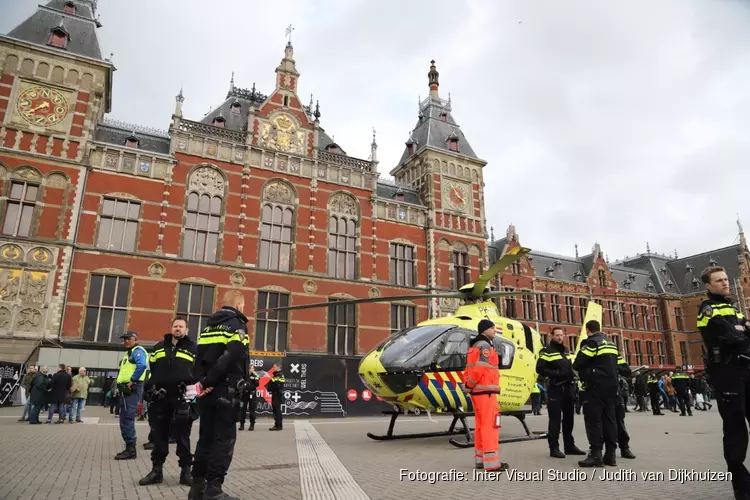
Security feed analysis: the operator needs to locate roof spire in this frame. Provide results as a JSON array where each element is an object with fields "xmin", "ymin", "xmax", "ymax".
[
  {"xmin": 370, "ymin": 127, "xmax": 378, "ymax": 164},
  {"xmin": 646, "ymin": 241, "xmax": 651, "ymax": 255},
  {"xmin": 739, "ymin": 215, "xmax": 747, "ymax": 250},
  {"xmin": 174, "ymin": 87, "xmax": 184, "ymax": 117},
  {"xmin": 428, "ymin": 60, "xmax": 440, "ymax": 100},
  {"xmin": 313, "ymin": 100, "xmax": 320, "ymax": 120},
  {"xmin": 490, "ymin": 226, "xmax": 495, "ymax": 242},
  {"xmin": 229, "ymin": 71, "xmax": 235, "ymax": 93},
  {"xmin": 575, "ymin": 243, "xmax": 579, "ymax": 259}
]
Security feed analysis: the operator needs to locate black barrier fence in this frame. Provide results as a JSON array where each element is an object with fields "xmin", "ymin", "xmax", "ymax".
[{"xmin": 247, "ymin": 353, "xmax": 392, "ymax": 418}]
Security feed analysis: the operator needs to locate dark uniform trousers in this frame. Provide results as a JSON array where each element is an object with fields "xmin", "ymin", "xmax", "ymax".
[
  {"xmin": 676, "ymin": 389, "xmax": 692, "ymax": 415},
  {"xmin": 241, "ymin": 396, "xmax": 256, "ymax": 427},
  {"xmin": 648, "ymin": 384, "xmax": 661, "ymax": 414},
  {"xmin": 582, "ymin": 390, "xmax": 617, "ymax": 453},
  {"xmin": 547, "ymin": 384, "xmax": 576, "ymax": 450},
  {"xmin": 615, "ymin": 395, "xmax": 630, "ymax": 449},
  {"xmin": 150, "ymin": 395, "xmax": 192, "ymax": 468},
  {"xmin": 272, "ymin": 395, "xmax": 283, "ymax": 428},
  {"xmin": 710, "ymin": 364, "xmax": 750, "ymax": 494},
  {"xmin": 192, "ymin": 389, "xmax": 238, "ymax": 483}
]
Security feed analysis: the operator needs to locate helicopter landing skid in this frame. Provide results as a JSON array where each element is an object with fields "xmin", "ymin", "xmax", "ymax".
[
  {"xmin": 448, "ymin": 410, "xmax": 548, "ymax": 448},
  {"xmin": 366, "ymin": 409, "xmax": 472, "ymax": 442}
]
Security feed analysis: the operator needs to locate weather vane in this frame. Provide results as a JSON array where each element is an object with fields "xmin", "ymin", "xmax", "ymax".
[{"xmin": 285, "ymin": 24, "xmax": 294, "ymax": 44}]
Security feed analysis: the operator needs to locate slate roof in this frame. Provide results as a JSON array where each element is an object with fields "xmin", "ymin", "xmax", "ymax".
[
  {"xmin": 94, "ymin": 123, "xmax": 171, "ymax": 155},
  {"xmin": 7, "ymin": 1, "xmax": 103, "ymax": 60},
  {"xmin": 395, "ymin": 95, "xmax": 479, "ymax": 169},
  {"xmin": 375, "ymin": 181, "xmax": 424, "ymax": 206},
  {"xmin": 488, "ymin": 234, "xmax": 747, "ymax": 297}
]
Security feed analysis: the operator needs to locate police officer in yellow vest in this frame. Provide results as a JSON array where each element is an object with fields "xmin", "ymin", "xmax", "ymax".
[{"xmin": 115, "ymin": 331, "xmax": 149, "ymax": 460}]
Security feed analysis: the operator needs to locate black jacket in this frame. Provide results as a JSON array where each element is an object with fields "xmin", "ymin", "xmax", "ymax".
[
  {"xmin": 241, "ymin": 371, "xmax": 260, "ymax": 402},
  {"xmin": 671, "ymin": 371, "xmax": 690, "ymax": 392},
  {"xmin": 266, "ymin": 369, "xmax": 285, "ymax": 399},
  {"xmin": 49, "ymin": 371, "xmax": 72, "ymax": 402},
  {"xmin": 148, "ymin": 333, "xmax": 198, "ymax": 389},
  {"xmin": 194, "ymin": 306, "xmax": 249, "ymax": 389},
  {"xmin": 573, "ymin": 332, "xmax": 620, "ymax": 394},
  {"xmin": 536, "ymin": 340, "xmax": 575, "ymax": 386},
  {"xmin": 697, "ymin": 292, "xmax": 750, "ymax": 367}
]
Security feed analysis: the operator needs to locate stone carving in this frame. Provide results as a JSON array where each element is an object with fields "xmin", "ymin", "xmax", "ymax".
[
  {"xmin": 261, "ymin": 114, "xmax": 305, "ymax": 155},
  {"xmin": 259, "ymin": 285, "xmax": 290, "ymax": 293},
  {"xmin": 147, "ymin": 262, "xmax": 165, "ymax": 277},
  {"xmin": 28, "ymin": 247, "xmax": 51, "ymax": 264},
  {"xmin": 0, "ymin": 244, "xmax": 23, "ymax": 261},
  {"xmin": 0, "ymin": 270, "xmax": 21, "ymax": 301},
  {"xmin": 230, "ymin": 272, "xmax": 245, "ymax": 286},
  {"xmin": 0, "ymin": 307, "xmax": 10, "ymax": 328},
  {"xmin": 369, "ymin": 287, "xmax": 381, "ymax": 299},
  {"xmin": 45, "ymin": 173, "xmax": 68, "ymax": 188},
  {"xmin": 16, "ymin": 308, "xmax": 42, "ymax": 331},
  {"xmin": 303, "ymin": 280, "xmax": 317, "ymax": 294},
  {"xmin": 20, "ymin": 271, "xmax": 47, "ymax": 304},
  {"xmin": 13, "ymin": 166, "xmax": 41, "ymax": 179},
  {"xmin": 189, "ymin": 167, "xmax": 225, "ymax": 197},
  {"xmin": 263, "ymin": 181, "xmax": 294, "ymax": 204},
  {"xmin": 328, "ymin": 192, "xmax": 358, "ymax": 217},
  {"xmin": 106, "ymin": 153, "xmax": 119, "ymax": 168}
]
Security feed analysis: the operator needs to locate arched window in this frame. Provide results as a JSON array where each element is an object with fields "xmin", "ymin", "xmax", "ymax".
[
  {"xmin": 328, "ymin": 215, "xmax": 357, "ymax": 279},
  {"xmin": 182, "ymin": 192, "xmax": 221, "ymax": 262},
  {"xmin": 259, "ymin": 204, "xmax": 293, "ymax": 271},
  {"xmin": 2, "ymin": 180, "xmax": 39, "ymax": 237}
]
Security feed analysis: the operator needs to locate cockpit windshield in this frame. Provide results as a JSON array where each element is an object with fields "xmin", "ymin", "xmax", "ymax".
[{"xmin": 377, "ymin": 325, "xmax": 454, "ymax": 371}]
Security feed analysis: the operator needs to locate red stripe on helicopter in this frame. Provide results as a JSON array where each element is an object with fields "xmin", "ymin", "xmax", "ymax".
[
  {"xmin": 404, "ymin": 393, "xmax": 414, "ymax": 401},
  {"xmin": 433, "ymin": 372, "xmax": 445, "ymax": 384}
]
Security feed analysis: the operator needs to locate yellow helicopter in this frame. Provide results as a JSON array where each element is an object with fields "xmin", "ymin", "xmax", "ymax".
[{"xmin": 257, "ymin": 246, "xmax": 633, "ymax": 448}]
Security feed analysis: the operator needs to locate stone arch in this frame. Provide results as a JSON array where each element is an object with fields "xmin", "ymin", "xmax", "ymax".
[
  {"xmin": 11, "ymin": 166, "xmax": 42, "ymax": 180},
  {"xmin": 186, "ymin": 164, "xmax": 227, "ymax": 197},
  {"xmin": 103, "ymin": 192, "xmax": 141, "ymax": 201},
  {"xmin": 91, "ymin": 267, "xmax": 130, "ymax": 276},
  {"xmin": 20, "ymin": 58, "xmax": 34, "ymax": 76},
  {"xmin": 35, "ymin": 62, "xmax": 50, "ymax": 79},
  {"xmin": 261, "ymin": 178, "xmax": 297, "ymax": 205},
  {"xmin": 453, "ymin": 241, "xmax": 469, "ymax": 253},
  {"xmin": 181, "ymin": 277, "xmax": 214, "ymax": 285},
  {"xmin": 44, "ymin": 171, "xmax": 70, "ymax": 188},
  {"xmin": 65, "ymin": 68, "xmax": 79, "ymax": 85},
  {"xmin": 0, "ymin": 163, "xmax": 8, "ymax": 179},
  {"xmin": 437, "ymin": 238, "xmax": 452, "ymax": 251},
  {"xmin": 392, "ymin": 237, "xmax": 415, "ymax": 246},
  {"xmin": 330, "ymin": 292, "xmax": 356, "ymax": 300},
  {"xmin": 3, "ymin": 55, "xmax": 18, "ymax": 73},
  {"xmin": 50, "ymin": 66, "xmax": 64, "ymax": 83},
  {"xmin": 81, "ymin": 73, "xmax": 94, "ymax": 90},
  {"xmin": 469, "ymin": 244, "xmax": 482, "ymax": 257},
  {"xmin": 327, "ymin": 191, "xmax": 359, "ymax": 218},
  {"xmin": 258, "ymin": 284, "xmax": 291, "ymax": 294}
]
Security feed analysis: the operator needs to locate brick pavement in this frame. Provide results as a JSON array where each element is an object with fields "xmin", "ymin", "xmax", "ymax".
[{"xmin": 0, "ymin": 404, "xmax": 740, "ymax": 499}]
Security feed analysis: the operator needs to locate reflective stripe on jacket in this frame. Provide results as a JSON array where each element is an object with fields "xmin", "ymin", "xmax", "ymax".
[{"xmin": 463, "ymin": 338, "xmax": 500, "ymax": 394}]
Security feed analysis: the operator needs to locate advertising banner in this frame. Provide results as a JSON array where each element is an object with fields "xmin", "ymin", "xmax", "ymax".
[{"xmin": 0, "ymin": 362, "xmax": 23, "ymax": 407}]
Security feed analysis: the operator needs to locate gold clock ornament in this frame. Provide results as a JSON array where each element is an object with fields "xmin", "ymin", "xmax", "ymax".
[
  {"xmin": 443, "ymin": 181, "xmax": 468, "ymax": 211},
  {"xmin": 17, "ymin": 86, "xmax": 69, "ymax": 128}
]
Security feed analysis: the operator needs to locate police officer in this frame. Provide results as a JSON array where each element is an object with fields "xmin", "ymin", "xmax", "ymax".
[
  {"xmin": 189, "ymin": 290, "xmax": 249, "ymax": 500},
  {"xmin": 114, "ymin": 331, "xmax": 149, "ymax": 460},
  {"xmin": 267, "ymin": 363, "xmax": 285, "ymax": 431},
  {"xmin": 697, "ymin": 265, "xmax": 750, "ymax": 499},
  {"xmin": 646, "ymin": 373, "xmax": 664, "ymax": 415},
  {"xmin": 573, "ymin": 320, "xmax": 620, "ymax": 467},
  {"xmin": 463, "ymin": 319, "xmax": 508, "ymax": 472},
  {"xmin": 536, "ymin": 326, "xmax": 586, "ymax": 458},
  {"xmin": 239, "ymin": 365, "xmax": 259, "ymax": 431},
  {"xmin": 615, "ymin": 354, "xmax": 636, "ymax": 460},
  {"xmin": 139, "ymin": 316, "xmax": 198, "ymax": 487},
  {"xmin": 671, "ymin": 367, "xmax": 692, "ymax": 417}
]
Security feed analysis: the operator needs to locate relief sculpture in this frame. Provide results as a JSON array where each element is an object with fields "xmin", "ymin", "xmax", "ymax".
[
  {"xmin": 188, "ymin": 167, "xmax": 225, "ymax": 197},
  {"xmin": 0, "ymin": 270, "xmax": 22, "ymax": 301},
  {"xmin": 20, "ymin": 272, "xmax": 48, "ymax": 304},
  {"xmin": 328, "ymin": 192, "xmax": 358, "ymax": 217},
  {"xmin": 263, "ymin": 181, "xmax": 294, "ymax": 204}
]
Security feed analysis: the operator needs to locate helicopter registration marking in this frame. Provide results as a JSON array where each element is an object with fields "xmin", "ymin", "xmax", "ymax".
[{"xmin": 476, "ymin": 305, "xmax": 499, "ymax": 317}]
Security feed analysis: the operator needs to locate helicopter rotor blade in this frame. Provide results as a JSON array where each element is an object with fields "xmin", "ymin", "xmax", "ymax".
[
  {"xmin": 481, "ymin": 290, "xmax": 546, "ymax": 299},
  {"xmin": 472, "ymin": 246, "xmax": 531, "ymax": 298},
  {"xmin": 254, "ymin": 291, "xmax": 467, "ymax": 315}
]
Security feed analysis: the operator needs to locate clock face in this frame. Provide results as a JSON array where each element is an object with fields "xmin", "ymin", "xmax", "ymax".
[
  {"xmin": 444, "ymin": 181, "xmax": 469, "ymax": 211},
  {"xmin": 17, "ymin": 86, "xmax": 69, "ymax": 128}
]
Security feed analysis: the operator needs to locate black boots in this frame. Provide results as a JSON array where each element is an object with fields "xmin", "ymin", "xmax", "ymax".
[
  {"xmin": 603, "ymin": 449, "xmax": 617, "ymax": 467},
  {"xmin": 239, "ymin": 422, "xmax": 244, "ymax": 430},
  {"xmin": 139, "ymin": 466, "xmax": 163, "ymax": 485},
  {"xmin": 621, "ymin": 448, "xmax": 636, "ymax": 459},
  {"xmin": 143, "ymin": 442, "xmax": 154, "ymax": 450},
  {"xmin": 180, "ymin": 466, "xmax": 193, "ymax": 486},
  {"xmin": 188, "ymin": 477, "xmax": 206, "ymax": 500},
  {"xmin": 578, "ymin": 450, "xmax": 603, "ymax": 467},
  {"xmin": 249, "ymin": 422, "xmax": 255, "ymax": 431},
  {"xmin": 565, "ymin": 444, "xmax": 586, "ymax": 456},
  {"xmin": 114, "ymin": 444, "xmax": 136, "ymax": 460},
  {"xmin": 269, "ymin": 426, "xmax": 282, "ymax": 431},
  {"xmin": 203, "ymin": 478, "xmax": 240, "ymax": 500},
  {"xmin": 550, "ymin": 448, "xmax": 565, "ymax": 459}
]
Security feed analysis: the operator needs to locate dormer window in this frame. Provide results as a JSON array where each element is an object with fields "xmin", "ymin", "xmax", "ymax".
[
  {"xmin": 125, "ymin": 133, "xmax": 138, "ymax": 148},
  {"xmin": 64, "ymin": 2, "xmax": 76, "ymax": 14},
  {"xmin": 283, "ymin": 95, "xmax": 290, "ymax": 107},
  {"xmin": 212, "ymin": 116, "xmax": 225, "ymax": 128},
  {"xmin": 48, "ymin": 27, "xmax": 69, "ymax": 49},
  {"xmin": 230, "ymin": 101, "xmax": 241, "ymax": 115},
  {"xmin": 395, "ymin": 193, "xmax": 405, "ymax": 202},
  {"xmin": 446, "ymin": 129, "xmax": 459, "ymax": 152},
  {"xmin": 405, "ymin": 138, "xmax": 415, "ymax": 155}
]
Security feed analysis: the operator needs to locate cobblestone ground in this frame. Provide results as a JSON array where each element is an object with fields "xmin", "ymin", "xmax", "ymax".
[{"xmin": 0, "ymin": 404, "xmax": 738, "ymax": 499}]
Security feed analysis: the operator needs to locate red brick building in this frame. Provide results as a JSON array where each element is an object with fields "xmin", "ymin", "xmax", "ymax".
[{"xmin": 0, "ymin": 1, "xmax": 489, "ymax": 370}]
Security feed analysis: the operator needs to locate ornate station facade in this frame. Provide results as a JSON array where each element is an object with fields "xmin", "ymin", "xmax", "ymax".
[
  {"xmin": 0, "ymin": 1, "xmax": 488, "ymax": 369},
  {"xmin": 0, "ymin": 1, "xmax": 745, "ymax": 378}
]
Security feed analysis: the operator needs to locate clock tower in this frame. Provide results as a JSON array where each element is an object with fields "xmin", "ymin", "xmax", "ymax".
[{"xmin": 390, "ymin": 60, "xmax": 488, "ymax": 317}]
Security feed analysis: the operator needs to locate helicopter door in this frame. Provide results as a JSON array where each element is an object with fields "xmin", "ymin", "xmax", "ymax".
[
  {"xmin": 493, "ymin": 336, "xmax": 516, "ymax": 370},
  {"xmin": 433, "ymin": 329, "xmax": 471, "ymax": 370}
]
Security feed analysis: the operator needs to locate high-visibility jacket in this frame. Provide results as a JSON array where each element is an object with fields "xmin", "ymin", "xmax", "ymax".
[
  {"xmin": 116, "ymin": 345, "xmax": 149, "ymax": 384},
  {"xmin": 572, "ymin": 332, "xmax": 619, "ymax": 394},
  {"xmin": 698, "ymin": 292, "xmax": 750, "ymax": 367},
  {"xmin": 462, "ymin": 334, "xmax": 500, "ymax": 395},
  {"xmin": 671, "ymin": 372, "xmax": 689, "ymax": 392}
]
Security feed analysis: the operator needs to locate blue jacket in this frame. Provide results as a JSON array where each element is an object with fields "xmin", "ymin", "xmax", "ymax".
[{"xmin": 130, "ymin": 346, "xmax": 148, "ymax": 382}]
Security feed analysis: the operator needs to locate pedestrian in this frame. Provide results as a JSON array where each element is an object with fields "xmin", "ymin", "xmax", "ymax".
[
  {"xmin": 267, "ymin": 363, "xmax": 285, "ymax": 431},
  {"xmin": 189, "ymin": 290, "xmax": 249, "ymax": 500},
  {"xmin": 462, "ymin": 319, "xmax": 508, "ymax": 472},
  {"xmin": 696, "ymin": 265, "xmax": 750, "ymax": 499},
  {"xmin": 536, "ymin": 326, "xmax": 586, "ymax": 459},
  {"xmin": 46, "ymin": 364, "xmax": 71, "ymax": 424},
  {"xmin": 139, "ymin": 316, "xmax": 198, "ymax": 487},
  {"xmin": 69, "ymin": 367, "xmax": 91, "ymax": 423},
  {"xmin": 114, "ymin": 331, "xmax": 149, "ymax": 460},
  {"xmin": 18, "ymin": 365, "xmax": 36, "ymax": 422},
  {"xmin": 671, "ymin": 367, "xmax": 693, "ymax": 417},
  {"xmin": 239, "ymin": 365, "xmax": 259, "ymax": 431},
  {"xmin": 647, "ymin": 373, "xmax": 664, "ymax": 415},
  {"xmin": 28, "ymin": 366, "xmax": 49, "ymax": 424},
  {"xmin": 573, "ymin": 320, "xmax": 620, "ymax": 467}
]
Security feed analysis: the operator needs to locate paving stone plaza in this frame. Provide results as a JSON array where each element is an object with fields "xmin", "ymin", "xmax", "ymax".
[{"xmin": 0, "ymin": 405, "xmax": 736, "ymax": 499}]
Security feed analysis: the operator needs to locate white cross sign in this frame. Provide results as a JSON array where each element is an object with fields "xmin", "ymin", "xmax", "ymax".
[
  {"xmin": 290, "ymin": 363, "xmax": 300, "ymax": 374},
  {"xmin": 291, "ymin": 391, "xmax": 301, "ymax": 402}
]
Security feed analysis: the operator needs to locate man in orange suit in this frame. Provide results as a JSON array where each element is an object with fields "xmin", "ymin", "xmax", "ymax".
[{"xmin": 463, "ymin": 319, "xmax": 508, "ymax": 472}]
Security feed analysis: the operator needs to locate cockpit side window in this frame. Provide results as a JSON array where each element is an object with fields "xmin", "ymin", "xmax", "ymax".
[{"xmin": 434, "ymin": 329, "xmax": 470, "ymax": 370}]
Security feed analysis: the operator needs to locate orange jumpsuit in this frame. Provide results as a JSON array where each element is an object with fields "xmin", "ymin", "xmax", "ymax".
[{"xmin": 463, "ymin": 336, "xmax": 502, "ymax": 470}]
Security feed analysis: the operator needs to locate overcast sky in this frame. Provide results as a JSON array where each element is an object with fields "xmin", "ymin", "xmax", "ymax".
[{"xmin": 3, "ymin": 0, "xmax": 750, "ymax": 262}]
